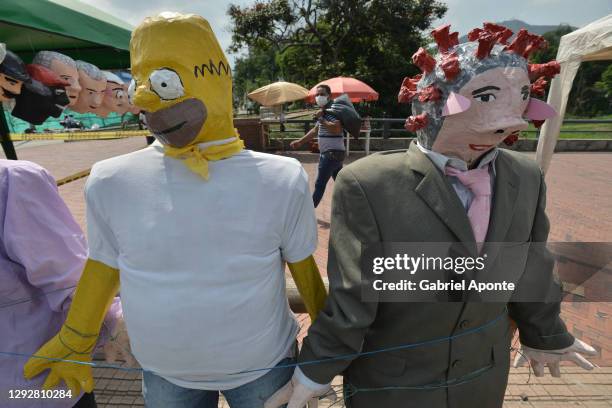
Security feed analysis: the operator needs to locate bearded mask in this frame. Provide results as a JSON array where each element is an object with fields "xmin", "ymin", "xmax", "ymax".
[{"xmin": 0, "ymin": 50, "xmax": 29, "ymax": 103}]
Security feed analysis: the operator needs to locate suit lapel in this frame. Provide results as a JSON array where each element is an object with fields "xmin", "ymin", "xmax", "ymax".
[
  {"xmin": 407, "ymin": 142, "xmax": 478, "ymax": 256},
  {"xmin": 485, "ymin": 151, "xmax": 520, "ymax": 245},
  {"xmin": 478, "ymin": 150, "xmax": 520, "ymax": 277}
]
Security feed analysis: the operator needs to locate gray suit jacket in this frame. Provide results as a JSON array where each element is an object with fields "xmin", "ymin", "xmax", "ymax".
[{"xmin": 299, "ymin": 142, "xmax": 573, "ymax": 408}]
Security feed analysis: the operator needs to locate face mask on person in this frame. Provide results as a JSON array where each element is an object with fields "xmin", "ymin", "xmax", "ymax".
[{"xmin": 315, "ymin": 95, "xmax": 328, "ymax": 107}]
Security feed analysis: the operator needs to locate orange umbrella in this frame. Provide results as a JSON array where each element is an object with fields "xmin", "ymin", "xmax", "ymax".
[{"xmin": 306, "ymin": 76, "xmax": 379, "ymax": 103}]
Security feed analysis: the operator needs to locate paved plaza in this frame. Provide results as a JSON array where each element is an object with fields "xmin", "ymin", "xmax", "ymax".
[{"xmin": 3, "ymin": 137, "xmax": 611, "ymax": 407}]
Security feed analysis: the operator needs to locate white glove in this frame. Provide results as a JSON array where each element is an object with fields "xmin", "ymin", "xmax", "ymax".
[
  {"xmin": 265, "ymin": 368, "xmax": 337, "ymax": 408},
  {"xmin": 513, "ymin": 338, "xmax": 597, "ymax": 377},
  {"xmin": 103, "ymin": 318, "xmax": 138, "ymax": 367}
]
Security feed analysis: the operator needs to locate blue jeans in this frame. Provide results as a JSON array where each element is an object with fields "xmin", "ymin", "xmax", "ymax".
[
  {"xmin": 312, "ymin": 151, "xmax": 344, "ymax": 208},
  {"xmin": 142, "ymin": 357, "xmax": 294, "ymax": 408}
]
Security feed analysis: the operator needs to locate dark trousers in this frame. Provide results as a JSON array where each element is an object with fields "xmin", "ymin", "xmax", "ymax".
[
  {"xmin": 73, "ymin": 392, "xmax": 97, "ymax": 408},
  {"xmin": 313, "ymin": 151, "xmax": 344, "ymax": 208}
]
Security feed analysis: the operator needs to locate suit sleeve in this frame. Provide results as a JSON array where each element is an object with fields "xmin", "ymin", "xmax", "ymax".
[
  {"xmin": 508, "ymin": 171, "xmax": 574, "ymax": 350},
  {"xmin": 298, "ymin": 167, "xmax": 381, "ymax": 384}
]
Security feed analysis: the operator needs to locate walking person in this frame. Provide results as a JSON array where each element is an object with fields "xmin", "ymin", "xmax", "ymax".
[{"xmin": 290, "ymin": 85, "xmax": 345, "ymax": 208}]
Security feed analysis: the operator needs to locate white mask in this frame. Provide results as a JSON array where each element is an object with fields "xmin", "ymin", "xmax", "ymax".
[{"xmin": 315, "ymin": 95, "xmax": 328, "ymax": 107}]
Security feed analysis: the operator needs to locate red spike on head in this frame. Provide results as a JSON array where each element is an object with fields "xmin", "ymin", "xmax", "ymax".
[
  {"xmin": 482, "ymin": 22, "xmax": 513, "ymax": 44},
  {"xmin": 530, "ymin": 77, "xmax": 548, "ymax": 97},
  {"xmin": 412, "ymin": 47, "xmax": 436, "ymax": 73},
  {"xmin": 398, "ymin": 74, "xmax": 422, "ymax": 103},
  {"xmin": 506, "ymin": 29, "xmax": 531, "ymax": 56},
  {"xmin": 405, "ymin": 113, "xmax": 428, "ymax": 132},
  {"xmin": 468, "ymin": 28, "xmax": 483, "ymax": 41},
  {"xmin": 449, "ymin": 31, "xmax": 459, "ymax": 48},
  {"xmin": 475, "ymin": 31, "xmax": 497, "ymax": 59},
  {"xmin": 440, "ymin": 52, "xmax": 461, "ymax": 80},
  {"xmin": 431, "ymin": 24, "xmax": 453, "ymax": 53},
  {"xmin": 418, "ymin": 85, "xmax": 442, "ymax": 103},
  {"xmin": 503, "ymin": 133, "xmax": 519, "ymax": 146},
  {"xmin": 528, "ymin": 61, "xmax": 561, "ymax": 81},
  {"xmin": 523, "ymin": 35, "xmax": 548, "ymax": 59}
]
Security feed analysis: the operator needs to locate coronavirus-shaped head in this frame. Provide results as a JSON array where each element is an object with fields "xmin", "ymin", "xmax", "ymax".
[{"xmin": 399, "ymin": 23, "xmax": 560, "ymax": 164}]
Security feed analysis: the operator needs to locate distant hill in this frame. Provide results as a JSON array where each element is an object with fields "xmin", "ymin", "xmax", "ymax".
[{"xmin": 459, "ymin": 19, "xmax": 576, "ymax": 42}]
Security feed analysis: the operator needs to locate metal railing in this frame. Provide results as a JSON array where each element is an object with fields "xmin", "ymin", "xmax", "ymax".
[{"xmin": 264, "ymin": 118, "xmax": 612, "ymax": 139}]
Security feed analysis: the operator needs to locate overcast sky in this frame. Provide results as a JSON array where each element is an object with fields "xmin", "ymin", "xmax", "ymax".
[{"xmin": 81, "ymin": 0, "xmax": 611, "ymax": 66}]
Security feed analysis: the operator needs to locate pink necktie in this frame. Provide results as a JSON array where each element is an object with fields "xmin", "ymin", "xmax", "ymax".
[{"xmin": 445, "ymin": 166, "xmax": 492, "ymax": 250}]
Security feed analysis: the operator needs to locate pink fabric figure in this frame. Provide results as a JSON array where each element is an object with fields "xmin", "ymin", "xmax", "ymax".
[{"xmin": 0, "ymin": 160, "xmax": 122, "ymax": 407}]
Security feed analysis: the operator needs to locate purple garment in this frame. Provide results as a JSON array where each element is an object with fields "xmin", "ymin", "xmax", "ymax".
[{"xmin": 0, "ymin": 160, "xmax": 121, "ymax": 408}]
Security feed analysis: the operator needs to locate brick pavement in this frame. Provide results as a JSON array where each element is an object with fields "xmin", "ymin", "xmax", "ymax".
[{"xmin": 6, "ymin": 141, "xmax": 611, "ymax": 407}]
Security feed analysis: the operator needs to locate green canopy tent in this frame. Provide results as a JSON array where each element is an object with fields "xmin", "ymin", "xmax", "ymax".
[{"xmin": 0, "ymin": 0, "xmax": 133, "ymax": 159}]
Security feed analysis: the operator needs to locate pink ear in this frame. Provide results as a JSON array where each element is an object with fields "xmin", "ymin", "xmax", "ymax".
[
  {"xmin": 524, "ymin": 97, "xmax": 557, "ymax": 120},
  {"xmin": 442, "ymin": 92, "xmax": 471, "ymax": 116}
]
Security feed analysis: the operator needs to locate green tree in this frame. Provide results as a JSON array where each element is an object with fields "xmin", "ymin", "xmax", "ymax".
[
  {"xmin": 228, "ymin": 0, "xmax": 447, "ymax": 116},
  {"xmin": 232, "ymin": 47, "xmax": 279, "ymax": 108},
  {"xmin": 595, "ymin": 64, "xmax": 612, "ymax": 97},
  {"xmin": 530, "ymin": 25, "xmax": 574, "ymax": 64},
  {"xmin": 531, "ymin": 25, "xmax": 611, "ymax": 117}
]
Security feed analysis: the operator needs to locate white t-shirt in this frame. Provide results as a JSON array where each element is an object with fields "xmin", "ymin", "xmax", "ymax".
[{"xmin": 85, "ymin": 145, "xmax": 317, "ymax": 390}]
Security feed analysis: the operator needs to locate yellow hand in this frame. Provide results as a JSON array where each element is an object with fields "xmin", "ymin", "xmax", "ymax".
[
  {"xmin": 288, "ymin": 255, "xmax": 327, "ymax": 321},
  {"xmin": 23, "ymin": 325, "xmax": 96, "ymax": 395},
  {"xmin": 24, "ymin": 259, "xmax": 120, "ymax": 393}
]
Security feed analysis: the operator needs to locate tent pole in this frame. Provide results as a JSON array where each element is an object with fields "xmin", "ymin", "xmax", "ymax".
[{"xmin": 0, "ymin": 112, "xmax": 17, "ymax": 160}]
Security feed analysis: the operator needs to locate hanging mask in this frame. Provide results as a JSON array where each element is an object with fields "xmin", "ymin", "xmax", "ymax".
[
  {"xmin": 0, "ymin": 50, "xmax": 29, "ymax": 103},
  {"xmin": 12, "ymin": 80, "xmax": 55, "ymax": 124},
  {"xmin": 32, "ymin": 51, "xmax": 81, "ymax": 107},
  {"xmin": 93, "ymin": 71, "xmax": 126, "ymax": 117},
  {"xmin": 71, "ymin": 60, "xmax": 107, "ymax": 113},
  {"xmin": 27, "ymin": 64, "xmax": 71, "ymax": 114}
]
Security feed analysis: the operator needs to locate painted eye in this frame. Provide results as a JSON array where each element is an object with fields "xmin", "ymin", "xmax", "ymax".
[
  {"xmin": 127, "ymin": 79, "xmax": 136, "ymax": 104},
  {"xmin": 149, "ymin": 69, "xmax": 184, "ymax": 100},
  {"xmin": 474, "ymin": 94, "xmax": 496, "ymax": 102},
  {"xmin": 116, "ymin": 89, "xmax": 125, "ymax": 99}
]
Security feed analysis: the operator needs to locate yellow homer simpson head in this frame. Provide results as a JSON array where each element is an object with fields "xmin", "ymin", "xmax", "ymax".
[{"xmin": 130, "ymin": 12, "xmax": 237, "ymax": 148}]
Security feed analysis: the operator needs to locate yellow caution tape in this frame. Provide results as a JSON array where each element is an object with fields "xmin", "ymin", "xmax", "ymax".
[
  {"xmin": 56, "ymin": 169, "xmax": 92, "ymax": 187},
  {"xmin": 10, "ymin": 130, "xmax": 151, "ymax": 141}
]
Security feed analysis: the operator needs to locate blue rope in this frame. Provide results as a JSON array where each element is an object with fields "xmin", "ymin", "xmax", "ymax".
[
  {"xmin": 0, "ymin": 351, "xmax": 143, "ymax": 372},
  {"xmin": 0, "ymin": 285, "xmax": 76, "ymax": 309},
  {"xmin": 235, "ymin": 310, "xmax": 506, "ymax": 374},
  {"xmin": 0, "ymin": 310, "xmax": 506, "ymax": 377}
]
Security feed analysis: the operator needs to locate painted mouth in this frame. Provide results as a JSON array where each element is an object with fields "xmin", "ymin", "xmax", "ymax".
[
  {"xmin": 159, "ymin": 121, "xmax": 187, "ymax": 135},
  {"xmin": 1, "ymin": 87, "xmax": 18, "ymax": 99},
  {"xmin": 145, "ymin": 98, "xmax": 207, "ymax": 148},
  {"xmin": 89, "ymin": 105, "xmax": 98, "ymax": 109},
  {"xmin": 469, "ymin": 144, "xmax": 494, "ymax": 151},
  {"xmin": 69, "ymin": 95, "xmax": 77, "ymax": 100}
]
